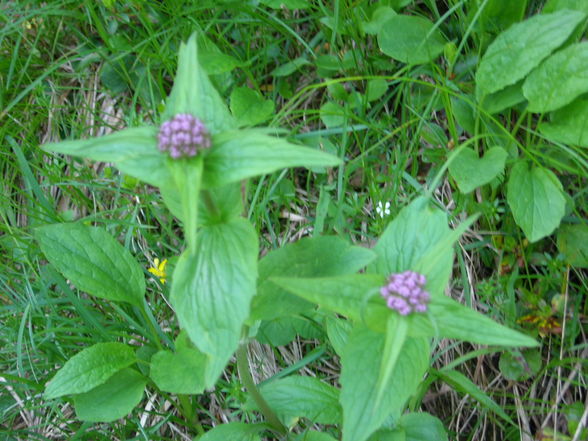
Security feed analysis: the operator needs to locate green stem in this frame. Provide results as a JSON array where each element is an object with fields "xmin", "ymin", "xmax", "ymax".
[
  {"xmin": 236, "ymin": 341, "xmax": 288, "ymax": 434},
  {"xmin": 178, "ymin": 394, "xmax": 204, "ymax": 436},
  {"xmin": 201, "ymin": 189, "xmax": 220, "ymax": 220},
  {"xmin": 138, "ymin": 300, "xmax": 164, "ymax": 351}
]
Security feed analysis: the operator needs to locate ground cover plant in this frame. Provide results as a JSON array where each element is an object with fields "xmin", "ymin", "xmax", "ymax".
[{"xmin": 1, "ymin": 1, "xmax": 587, "ymax": 440}]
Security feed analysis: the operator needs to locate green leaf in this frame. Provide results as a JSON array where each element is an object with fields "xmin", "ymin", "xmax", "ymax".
[
  {"xmin": 366, "ymin": 78, "xmax": 388, "ymax": 101},
  {"xmin": 320, "ymin": 101, "xmax": 346, "ymax": 128},
  {"xmin": 42, "ymin": 127, "xmax": 167, "ymax": 187},
  {"xmin": 361, "ymin": 7, "xmax": 397, "ymax": 35},
  {"xmin": 294, "ymin": 432, "xmax": 339, "ymax": 441},
  {"xmin": 73, "ymin": 368, "xmax": 146, "ymax": 422},
  {"xmin": 251, "ymin": 236, "xmax": 376, "ymax": 321},
  {"xmin": 247, "ymin": 376, "xmax": 341, "ymax": 426},
  {"xmin": 377, "ymin": 15, "xmax": 446, "ymax": 64},
  {"xmin": 539, "ymin": 98, "xmax": 588, "ymax": 147},
  {"xmin": 372, "ymin": 197, "xmax": 454, "ymax": 296},
  {"xmin": 434, "ymin": 369, "xmax": 514, "ymax": 425},
  {"xmin": 523, "ymin": 42, "xmax": 588, "ymax": 112},
  {"xmin": 261, "ymin": 0, "xmax": 310, "ymax": 9},
  {"xmin": 398, "ymin": 412, "xmax": 448, "ymax": 441},
  {"xmin": 150, "ymin": 332, "xmax": 207, "ymax": 394},
  {"xmin": 170, "ymin": 218, "xmax": 258, "ymax": 387},
  {"xmin": 479, "ymin": 81, "xmax": 526, "ymax": 114},
  {"xmin": 544, "ymin": 0, "xmax": 588, "ymax": 14},
  {"xmin": 35, "ymin": 223, "xmax": 145, "ymax": 306},
  {"xmin": 202, "ymin": 129, "xmax": 341, "ymax": 188},
  {"xmin": 448, "ymin": 146, "xmax": 508, "ymax": 193},
  {"xmin": 557, "ymin": 223, "xmax": 588, "ymax": 267},
  {"xmin": 507, "ymin": 161, "xmax": 566, "ymax": 242},
  {"xmin": 271, "ymin": 57, "xmax": 311, "ymax": 77},
  {"xmin": 476, "ymin": 0, "xmax": 528, "ymax": 33},
  {"xmin": 256, "ymin": 315, "xmax": 323, "ymax": 346},
  {"xmin": 163, "ymin": 33, "xmax": 235, "ymax": 133},
  {"xmin": 230, "ymin": 87, "xmax": 275, "ymax": 127},
  {"xmin": 199, "ymin": 51, "xmax": 242, "ymax": 75},
  {"xmin": 475, "ymin": 10, "xmax": 586, "ymax": 97},
  {"xmin": 326, "ymin": 316, "xmax": 353, "ymax": 356},
  {"xmin": 199, "ymin": 423, "xmax": 265, "ymax": 441},
  {"xmin": 340, "ymin": 326, "xmax": 429, "ymax": 441},
  {"xmin": 45, "ymin": 343, "xmax": 136, "ymax": 399},
  {"xmin": 499, "ymin": 349, "xmax": 542, "ymax": 381}
]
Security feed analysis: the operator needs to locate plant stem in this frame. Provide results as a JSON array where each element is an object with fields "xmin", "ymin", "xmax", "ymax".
[
  {"xmin": 201, "ymin": 189, "xmax": 220, "ymax": 219},
  {"xmin": 178, "ymin": 394, "xmax": 204, "ymax": 436},
  {"xmin": 236, "ymin": 341, "xmax": 287, "ymax": 434}
]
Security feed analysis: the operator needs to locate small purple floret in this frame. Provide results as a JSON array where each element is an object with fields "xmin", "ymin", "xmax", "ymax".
[
  {"xmin": 380, "ymin": 270, "xmax": 430, "ymax": 315},
  {"xmin": 158, "ymin": 113, "xmax": 211, "ymax": 159}
]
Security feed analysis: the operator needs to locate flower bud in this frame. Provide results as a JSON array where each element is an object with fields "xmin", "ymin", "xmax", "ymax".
[
  {"xmin": 380, "ymin": 270, "xmax": 430, "ymax": 315},
  {"xmin": 158, "ymin": 114, "xmax": 211, "ymax": 159}
]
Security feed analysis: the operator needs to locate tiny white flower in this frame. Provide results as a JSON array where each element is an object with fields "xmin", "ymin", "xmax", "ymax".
[{"xmin": 375, "ymin": 201, "xmax": 391, "ymax": 218}]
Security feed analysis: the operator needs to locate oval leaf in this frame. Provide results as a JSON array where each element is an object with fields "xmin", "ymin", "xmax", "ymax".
[
  {"xmin": 45, "ymin": 342, "xmax": 136, "ymax": 399},
  {"xmin": 35, "ymin": 223, "xmax": 145, "ymax": 306},
  {"xmin": 449, "ymin": 146, "xmax": 507, "ymax": 193},
  {"xmin": 539, "ymin": 98, "xmax": 588, "ymax": 147},
  {"xmin": 507, "ymin": 162, "xmax": 566, "ymax": 242},
  {"xmin": 557, "ymin": 223, "xmax": 588, "ymax": 267},
  {"xmin": 73, "ymin": 368, "xmax": 146, "ymax": 422},
  {"xmin": 524, "ymin": 42, "xmax": 588, "ymax": 112},
  {"xmin": 476, "ymin": 9, "xmax": 586, "ymax": 96},
  {"xmin": 378, "ymin": 15, "xmax": 446, "ymax": 65}
]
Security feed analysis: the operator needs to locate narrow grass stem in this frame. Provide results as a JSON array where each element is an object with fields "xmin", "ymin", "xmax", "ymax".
[
  {"xmin": 178, "ymin": 394, "xmax": 204, "ymax": 436},
  {"xmin": 236, "ymin": 341, "xmax": 287, "ymax": 434},
  {"xmin": 139, "ymin": 300, "xmax": 164, "ymax": 351}
]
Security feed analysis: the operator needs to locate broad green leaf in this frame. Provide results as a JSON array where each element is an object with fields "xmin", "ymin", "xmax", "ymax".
[
  {"xmin": 171, "ymin": 218, "xmax": 258, "ymax": 387},
  {"xmin": 449, "ymin": 146, "xmax": 507, "ymax": 193},
  {"xmin": 499, "ymin": 349, "xmax": 542, "ymax": 381},
  {"xmin": 434, "ymin": 369, "xmax": 514, "ymax": 425},
  {"xmin": 476, "ymin": 10, "xmax": 586, "ymax": 97},
  {"xmin": 361, "ymin": 7, "xmax": 397, "ymax": 35},
  {"xmin": 199, "ymin": 422, "xmax": 265, "ymax": 441},
  {"xmin": 479, "ymin": 81, "xmax": 526, "ymax": 114},
  {"xmin": 539, "ymin": 98, "xmax": 588, "ymax": 147},
  {"xmin": 428, "ymin": 294, "xmax": 538, "ymax": 347},
  {"xmin": 199, "ymin": 52, "xmax": 242, "ymax": 75},
  {"xmin": 163, "ymin": 33, "xmax": 235, "ymax": 133},
  {"xmin": 35, "ymin": 223, "xmax": 145, "ymax": 306},
  {"xmin": 557, "ymin": 223, "xmax": 588, "ymax": 267},
  {"xmin": 247, "ymin": 376, "xmax": 341, "ymax": 426},
  {"xmin": 150, "ymin": 332, "xmax": 207, "ymax": 394},
  {"xmin": 378, "ymin": 15, "xmax": 446, "ymax": 65},
  {"xmin": 202, "ymin": 129, "xmax": 341, "ymax": 188},
  {"xmin": 372, "ymin": 197, "xmax": 453, "ymax": 296},
  {"xmin": 340, "ymin": 326, "xmax": 429, "ymax": 441},
  {"xmin": 271, "ymin": 57, "xmax": 311, "ymax": 77},
  {"xmin": 42, "ymin": 127, "xmax": 167, "ymax": 187},
  {"xmin": 230, "ymin": 87, "xmax": 275, "ymax": 127},
  {"xmin": 251, "ymin": 236, "xmax": 376, "ymax": 321},
  {"xmin": 507, "ymin": 162, "xmax": 566, "ymax": 242},
  {"xmin": 73, "ymin": 368, "xmax": 146, "ymax": 422},
  {"xmin": 524, "ymin": 42, "xmax": 588, "ymax": 112},
  {"xmin": 320, "ymin": 101, "xmax": 346, "ymax": 128},
  {"xmin": 476, "ymin": 0, "xmax": 528, "ymax": 33},
  {"xmin": 326, "ymin": 316, "xmax": 353, "ymax": 356},
  {"xmin": 294, "ymin": 432, "xmax": 339, "ymax": 441},
  {"xmin": 45, "ymin": 343, "xmax": 136, "ymax": 399},
  {"xmin": 544, "ymin": 0, "xmax": 588, "ymax": 14},
  {"xmin": 398, "ymin": 412, "xmax": 448, "ymax": 441},
  {"xmin": 389, "ymin": 0, "xmax": 413, "ymax": 9},
  {"xmin": 256, "ymin": 315, "xmax": 323, "ymax": 346},
  {"xmin": 366, "ymin": 78, "xmax": 388, "ymax": 101},
  {"xmin": 261, "ymin": 0, "xmax": 310, "ymax": 9}
]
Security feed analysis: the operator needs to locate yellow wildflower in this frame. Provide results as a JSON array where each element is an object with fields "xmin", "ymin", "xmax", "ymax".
[{"xmin": 148, "ymin": 258, "xmax": 167, "ymax": 284}]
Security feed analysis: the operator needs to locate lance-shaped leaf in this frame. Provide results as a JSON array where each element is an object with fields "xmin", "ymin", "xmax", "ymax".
[
  {"xmin": 163, "ymin": 32, "xmax": 235, "ymax": 133},
  {"xmin": 251, "ymin": 236, "xmax": 376, "ymax": 321},
  {"xmin": 35, "ymin": 223, "xmax": 145, "ymax": 306},
  {"xmin": 45, "ymin": 343, "xmax": 137, "ymax": 399},
  {"xmin": 340, "ymin": 326, "xmax": 429, "ymax": 441},
  {"xmin": 202, "ymin": 129, "xmax": 342, "ymax": 188},
  {"xmin": 507, "ymin": 161, "xmax": 566, "ymax": 242},
  {"xmin": 73, "ymin": 368, "xmax": 146, "ymax": 422},
  {"xmin": 170, "ymin": 218, "xmax": 258, "ymax": 387},
  {"xmin": 42, "ymin": 127, "xmax": 168, "ymax": 188},
  {"xmin": 476, "ymin": 9, "xmax": 586, "ymax": 97}
]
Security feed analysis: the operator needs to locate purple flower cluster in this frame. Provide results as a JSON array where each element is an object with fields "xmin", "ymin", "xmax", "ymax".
[
  {"xmin": 158, "ymin": 113, "xmax": 211, "ymax": 159},
  {"xmin": 380, "ymin": 270, "xmax": 430, "ymax": 315}
]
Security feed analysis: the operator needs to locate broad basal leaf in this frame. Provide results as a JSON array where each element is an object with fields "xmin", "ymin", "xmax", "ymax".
[
  {"xmin": 73, "ymin": 368, "xmax": 146, "ymax": 422},
  {"xmin": 397, "ymin": 412, "xmax": 449, "ymax": 441},
  {"xmin": 247, "ymin": 376, "xmax": 341, "ymax": 426},
  {"xmin": 378, "ymin": 15, "xmax": 446, "ymax": 65},
  {"xmin": 170, "ymin": 218, "xmax": 258, "ymax": 387},
  {"xmin": 524, "ymin": 42, "xmax": 588, "ymax": 113},
  {"xmin": 507, "ymin": 161, "xmax": 566, "ymax": 242},
  {"xmin": 476, "ymin": 9, "xmax": 586, "ymax": 97},
  {"xmin": 539, "ymin": 98, "xmax": 588, "ymax": 147},
  {"xmin": 150, "ymin": 332, "xmax": 207, "ymax": 394},
  {"xmin": 251, "ymin": 236, "xmax": 376, "ymax": 321},
  {"xmin": 449, "ymin": 146, "xmax": 507, "ymax": 193},
  {"xmin": 42, "ymin": 127, "xmax": 168, "ymax": 188},
  {"xmin": 340, "ymin": 325, "xmax": 429, "ymax": 441},
  {"xmin": 35, "ymin": 223, "xmax": 145, "ymax": 306},
  {"xmin": 45, "ymin": 343, "xmax": 137, "ymax": 399},
  {"xmin": 199, "ymin": 423, "xmax": 265, "ymax": 441},
  {"xmin": 163, "ymin": 33, "xmax": 235, "ymax": 133},
  {"xmin": 202, "ymin": 129, "xmax": 341, "ymax": 188}
]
